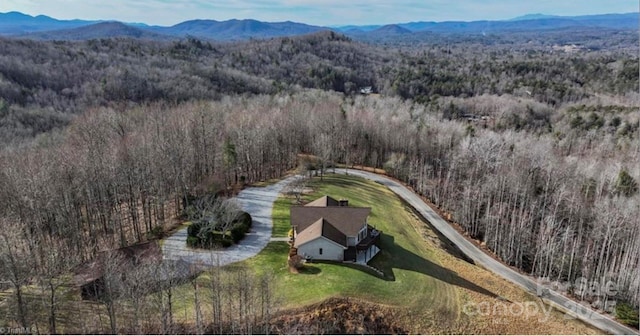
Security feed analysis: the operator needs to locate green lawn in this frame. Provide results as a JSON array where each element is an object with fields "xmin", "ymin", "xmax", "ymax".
[
  {"xmin": 271, "ymin": 197, "xmax": 293, "ymax": 238},
  {"xmin": 162, "ymin": 173, "xmax": 502, "ymax": 331},
  {"xmin": 1, "ymin": 174, "xmax": 588, "ymax": 334},
  {"xmin": 238, "ymin": 174, "xmax": 463, "ymax": 318}
]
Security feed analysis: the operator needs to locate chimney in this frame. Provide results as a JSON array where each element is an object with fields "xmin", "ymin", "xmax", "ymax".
[{"xmin": 339, "ymin": 199, "xmax": 349, "ymax": 207}]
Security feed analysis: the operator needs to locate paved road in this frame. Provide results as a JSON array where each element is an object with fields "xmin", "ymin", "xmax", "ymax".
[
  {"xmin": 161, "ymin": 176, "xmax": 299, "ymax": 266},
  {"xmin": 342, "ymin": 169, "xmax": 637, "ymax": 335}
]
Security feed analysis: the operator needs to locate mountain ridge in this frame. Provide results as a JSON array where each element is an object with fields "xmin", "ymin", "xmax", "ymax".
[
  {"xmin": 510, "ymin": 13, "xmax": 560, "ymax": 21},
  {"xmin": 151, "ymin": 18, "xmax": 326, "ymax": 40},
  {"xmin": 17, "ymin": 21, "xmax": 174, "ymax": 41},
  {"xmin": 0, "ymin": 11, "xmax": 636, "ymax": 41},
  {"xmin": 0, "ymin": 11, "xmax": 98, "ymax": 35}
]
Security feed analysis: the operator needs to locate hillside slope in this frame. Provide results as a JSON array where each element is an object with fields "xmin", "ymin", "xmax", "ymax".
[{"xmin": 238, "ymin": 174, "xmax": 601, "ymax": 334}]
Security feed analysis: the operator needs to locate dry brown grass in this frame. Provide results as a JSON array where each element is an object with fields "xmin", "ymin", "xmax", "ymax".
[{"xmin": 269, "ymin": 297, "xmax": 407, "ymax": 334}]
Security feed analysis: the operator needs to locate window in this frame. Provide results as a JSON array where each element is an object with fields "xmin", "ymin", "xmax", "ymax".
[
  {"xmin": 319, "ymin": 248, "xmax": 323, "ymax": 255},
  {"xmin": 358, "ymin": 226, "xmax": 367, "ymax": 241}
]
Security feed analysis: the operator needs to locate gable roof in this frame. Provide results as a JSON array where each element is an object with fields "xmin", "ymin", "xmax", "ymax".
[
  {"xmin": 294, "ymin": 217, "xmax": 347, "ymax": 248},
  {"xmin": 305, "ymin": 195, "xmax": 340, "ymax": 207},
  {"xmin": 291, "ymin": 205, "xmax": 371, "ymax": 237}
]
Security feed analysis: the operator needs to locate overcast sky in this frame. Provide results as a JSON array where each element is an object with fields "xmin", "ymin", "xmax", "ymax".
[{"xmin": 0, "ymin": 0, "xmax": 637, "ymax": 26}]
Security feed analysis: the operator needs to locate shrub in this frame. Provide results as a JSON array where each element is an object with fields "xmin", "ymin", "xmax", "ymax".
[
  {"xmin": 235, "ymin": 211, "xmax": 252, "ymax": 229},
  {"xmin": 220, "ymin": 238, "xmax": 233, "ymax": 248},
  {"xmin": 230, "ymin": 224, "xmax": 248, "ymax": 243},
  {"xmin": 146, "ymin": 225, "xmax": 165, "ymax": 240},
  {"xmin": 615, "ymin": 302, "xmax": 639, "ymax": 328},
  {"xmin": 186, "ymin": 211, "xmax": 252, "ymax": 247},
  {"xmin": 288, "ymin": 255, "xmax": 304, "ymax": 270},
  {"xmin": 202, "ymin": 232, "xmax": 225, "ymax": 248},
  {"xmin": 187, "ymin": 221, "xmax": 205, "ymax": 237},
  {"xmin": 186, "ymin": 236, "xmax": 200, "ymax": 248},
  {"xmin": 209, "ymin": 232, "xmax": 225, "ymax": 241},
  {"xmin": 615, "ymin": 169, "xmax": 638, "ymax": 197}
]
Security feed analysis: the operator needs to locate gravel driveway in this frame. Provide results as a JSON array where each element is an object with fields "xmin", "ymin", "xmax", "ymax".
[
  {"xmin": 340, "ymin": 169, "xmax": 636, "ymax": 335},
  {"xmin": 161, "ymin": 176, "xmax": 298, "ymax": 266}
]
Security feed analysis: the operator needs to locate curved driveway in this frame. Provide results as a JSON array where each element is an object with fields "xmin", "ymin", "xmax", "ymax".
[
  {"xmin": 161, "ymin": 176, "xmax": 299, "ymax": 267},
  {"xmin": 342, "ymin": 169, "xmax": 636, "ymax": 335},
  {"xmin": 160, "ymin": 168, "xmax": 635, "ymax": 334}
]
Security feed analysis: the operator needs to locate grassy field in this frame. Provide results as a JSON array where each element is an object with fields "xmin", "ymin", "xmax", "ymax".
[
  {"xmin": 139, "ymin": 174, "xmax": 463, "ymax": 332},
  {"xmin": 2, "ymin": 174, "xmax": 598, "ymax": 334},
  {"xmin": 271, "ymin": 196, "xmax": 293, "ymax": 238},
  {"xmin": 236, "ymin": 174, "xmax": 600, "ymax": 334},
  {"xmin": 245, "ymin": 175, "xmax": 463, "ymax": 324}
]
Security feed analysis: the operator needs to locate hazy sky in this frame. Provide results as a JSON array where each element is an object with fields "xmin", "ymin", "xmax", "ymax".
[{"xmin": 0, "ymin": 0, "xmax": 637, "ymax": 26}]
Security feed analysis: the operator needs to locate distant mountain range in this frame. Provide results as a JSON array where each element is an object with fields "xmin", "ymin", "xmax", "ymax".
[
  {"xmin": 0, "ymin": 11, "xmax": 97, "ymax": 34},
  {"xmin": 19, "ymin": 22, "xmax": 173, "ymax": 41},
  {"xmin": 0, "ymin": 11, "xmax": 637, "ymax": 41},
  {"xmin": 152, "ymin": 19, "xmax": 324, "ymax": 40},
  {"xmin": 338, "ymin": 13, "xmax": 639, "ymax": 34}
]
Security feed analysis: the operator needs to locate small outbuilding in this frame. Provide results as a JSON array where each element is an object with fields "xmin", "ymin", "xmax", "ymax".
[{"xmin": 73, "ymin": 242, "xmax": 192, "ymax": 300}]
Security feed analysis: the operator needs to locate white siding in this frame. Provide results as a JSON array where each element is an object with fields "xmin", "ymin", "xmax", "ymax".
[
  {"xmin": 357, "ymin": 226, "xmax": 368, "ymax": 242},
  {"xmin": 347, "ymin": 236, "xmax": 357, "ymax": 246},
  {"xmin": 350, "ymin": 224, "xmax": 368, "ymax": 245},
  {"xmin": 297, "ymin": 237, "xmax": 344, "ymax": 261}
]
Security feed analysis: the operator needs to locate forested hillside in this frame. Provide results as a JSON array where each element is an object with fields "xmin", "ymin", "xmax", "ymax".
[
  {"xmin": 0, "ymin": 30, "xmax": 637, "ymax": 143},
  {"xmin": 0, "ymin": 29, "xmax": 638, "ymax": 333}
]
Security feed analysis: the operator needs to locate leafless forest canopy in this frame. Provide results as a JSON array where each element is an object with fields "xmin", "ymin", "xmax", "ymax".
[{"xmin": 0, "ymin": 29, "xmax": 639, "ymax": 333}]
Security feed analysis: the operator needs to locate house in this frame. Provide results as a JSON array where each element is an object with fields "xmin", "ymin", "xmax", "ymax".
[
  {"xmin": 360, "ymin": 86, "xmax": 373, "ymax": 95},
  {"xmin": 290, "ymin": 196, "xmax": 381, "ymax": 265},
  {"xmin": 73, "ymin": 242, "xmax": 192, "ymax": 300}
]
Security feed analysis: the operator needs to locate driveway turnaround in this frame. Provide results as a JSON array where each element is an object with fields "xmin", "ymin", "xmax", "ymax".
[
  {"xmin": 342, "ymin": 169, "xmax": 636, "ymax": 335},
  {"xmin": 161, "ymin": 176, "xmax": 299, "ymax": 267}
]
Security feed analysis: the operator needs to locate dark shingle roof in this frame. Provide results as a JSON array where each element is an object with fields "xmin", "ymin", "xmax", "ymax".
[
  {"xmin": 305, "ymin": 195, "xmax": 340, "ymax": 207},
  {"xmin": 291, "ymin": 205, "xmax": 370, "ymax": 237},
  {"xmin": 294, "ymin": 217, "xmax": 347, "ymax": 247}
]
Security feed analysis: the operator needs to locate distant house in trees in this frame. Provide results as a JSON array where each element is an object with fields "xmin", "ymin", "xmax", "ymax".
[
  {"xmin": 359, "ymin": 86, "xmax": 373, "ymax": 95},
  {"xmin": 290, "ymin": 196, "xmax": 381, "ymax": 264},
  {"xmin": 72, "ymin": 242, "xmax": 191, "ymax": 300}
]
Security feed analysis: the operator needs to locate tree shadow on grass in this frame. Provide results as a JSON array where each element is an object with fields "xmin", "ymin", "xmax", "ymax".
[
  {"xmin": 306, "ymin": 233, "xmax": 501, "ymax": 300},
  {"xmin": 311, "ymin": 260, "xmax": 383, "ymax": 278},
  {"xmin": 370, "ymin": 233, "xmax": 503, "ymax": 300},
  {"xmin": 299, "ymin": 265, "xmax": 322, "ymax": 275},
  {"xmin": 402, "ymin": 203, "xmax": 475, "ymax": 264},
  {"xmin": 311, "ymin": 174, "xmax": 371, "ymax": 190}
]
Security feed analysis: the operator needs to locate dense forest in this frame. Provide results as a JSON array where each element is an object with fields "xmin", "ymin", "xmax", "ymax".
[
  {"xmin": 0, "ymin": 29, "xmax": 639, "ymax": 333},
  {"xmin": 0, "ymin": 29, "xmax": 637, "ymax": 143}
]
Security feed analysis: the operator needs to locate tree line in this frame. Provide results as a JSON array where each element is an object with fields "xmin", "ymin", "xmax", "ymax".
[
  {"xmin": 0, "ymin": 31, "xmax": 637, "ymax": 145},
  {"xmin": 0, "ymin": 28, "xmax": 638, "ymax": 332},
  {"xmin": 0, "ymin": 91, "xmax": 638, "ymax": 332}
]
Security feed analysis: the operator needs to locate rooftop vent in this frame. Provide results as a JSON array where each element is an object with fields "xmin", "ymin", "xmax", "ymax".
[{"xmin": 338, "ymin": 199, "xmax": 349, "ymax": 207}]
